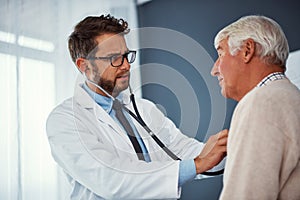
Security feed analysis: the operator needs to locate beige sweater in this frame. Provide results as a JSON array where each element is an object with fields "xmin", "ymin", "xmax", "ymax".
[{"xmin": 220, "ymin": 79, "xmax": 300, "ymax": 200}]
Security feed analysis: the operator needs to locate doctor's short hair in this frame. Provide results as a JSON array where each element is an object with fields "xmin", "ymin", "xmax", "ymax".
[
  {"xmin": 68, "ymin": 14, "xmax": 129, "ymax": 63},
  {"xmin": 214, "ymin": 15, "xmax": 289, "ymax": 69}
]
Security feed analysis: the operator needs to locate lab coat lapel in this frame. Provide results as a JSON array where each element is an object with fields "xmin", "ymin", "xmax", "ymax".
[{"xmin": 74, "ymin": 82, "xmax": 133, "ymax": 145}]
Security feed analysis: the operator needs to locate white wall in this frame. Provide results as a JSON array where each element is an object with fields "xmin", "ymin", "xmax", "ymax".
[{"xmin": 286, "ymin": 50, "xmax": 300, "ymax": 89}]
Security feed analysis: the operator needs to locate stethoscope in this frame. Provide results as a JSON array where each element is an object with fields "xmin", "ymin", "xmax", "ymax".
[{"xmin": 84, "ymin": 74, "xmax": 224, "ymax": 176}]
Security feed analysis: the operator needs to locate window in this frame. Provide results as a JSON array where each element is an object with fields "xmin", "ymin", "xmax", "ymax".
[
  {"xmin": 0, "ymin": 53, "xmax": 18, "ymax": 200},
  {"xmin": 0, "ymin": 33, "xmax": 57, "ymax": 199},
  {"xmin": 1, "ymin": 0, "xmax": 139, "ymax": 199},
  {"xmin": 19, "ymin": 57, "xmax": 57, "ymax": 200}
]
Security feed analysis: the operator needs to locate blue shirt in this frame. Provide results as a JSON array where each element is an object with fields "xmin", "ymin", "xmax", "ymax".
[{"xmin": 83, "ymin": 83, "xmax": 196, "ymax": 186}]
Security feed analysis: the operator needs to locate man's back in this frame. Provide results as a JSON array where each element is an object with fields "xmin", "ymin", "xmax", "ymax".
[{"xmin": 221, "ymin": 79, "xmax": 300, "ymax": 200}]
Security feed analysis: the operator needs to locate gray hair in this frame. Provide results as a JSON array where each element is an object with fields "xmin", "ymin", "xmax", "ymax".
[{"xmin": 214, "ymin": 15, "xmax": 289, "ymax": 68}]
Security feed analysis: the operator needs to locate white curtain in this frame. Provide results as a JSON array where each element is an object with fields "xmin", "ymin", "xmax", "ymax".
[{"xmin": 0, "ymin": 0, "xmax": 139, "ymax": 199}]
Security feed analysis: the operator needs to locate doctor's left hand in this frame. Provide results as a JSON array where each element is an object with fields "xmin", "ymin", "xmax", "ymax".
[{"xmin": 194, "ymin": 129, "xmax": 228, "ymax": 174}]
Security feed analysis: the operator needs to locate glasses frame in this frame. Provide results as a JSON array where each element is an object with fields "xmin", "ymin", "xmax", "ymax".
[{"xmin": 87, "ymin": 50, "xmax": 136, "ymax": 67}]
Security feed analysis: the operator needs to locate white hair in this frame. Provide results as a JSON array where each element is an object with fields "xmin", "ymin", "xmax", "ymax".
[{"xmin": 214, "ymin": 15, "xmax": 289, "ymax": 68}]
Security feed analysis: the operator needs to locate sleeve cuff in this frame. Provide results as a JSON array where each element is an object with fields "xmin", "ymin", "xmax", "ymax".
[{"xmin": 178, "ymin": 159, "xmax": 196, "ymax": 186}]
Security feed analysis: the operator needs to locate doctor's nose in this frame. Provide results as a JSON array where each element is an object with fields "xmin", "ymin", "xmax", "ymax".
[{"xmin": 119, "ymin": 56, "xmax": 131, "ymax": 71}]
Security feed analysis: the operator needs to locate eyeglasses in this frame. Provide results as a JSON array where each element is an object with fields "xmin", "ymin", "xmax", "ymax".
[{"xmin": 87, "ymin": 50, "xmax": 136, "ymax": 67}]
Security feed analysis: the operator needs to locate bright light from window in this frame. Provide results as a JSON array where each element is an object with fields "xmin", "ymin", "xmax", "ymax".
[
  {"xmin": 0, "ymin": 31, "xmax": 16, "ymax": 44},
  {"xmin": 0, "ymin": 53, "xmax": 18, "ymax": 200},
  {"xmin": 19, "ymin": 57, "xmax": 57, "ymax": 200},
  {"xmin": 0, "ymin": 31, "xmax": 55, "ymax": 52},
  {"xmin": 18, "ymin": 35, "xmax": 55, "ymax": 52}
]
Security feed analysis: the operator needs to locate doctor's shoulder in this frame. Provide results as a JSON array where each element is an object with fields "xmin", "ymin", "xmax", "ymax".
[
  {"xmin": 46, "ymin": 97, "xmax": 76, "ymax": 134},
  {"xmin": 135, "ymin": 97, "xmax": 167, "ymax": 117}
]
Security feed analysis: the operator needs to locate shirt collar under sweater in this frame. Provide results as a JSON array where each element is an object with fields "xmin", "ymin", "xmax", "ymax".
[{"xmin": 256, "ymin": 72, "xmax": 286, "ymax": 88}]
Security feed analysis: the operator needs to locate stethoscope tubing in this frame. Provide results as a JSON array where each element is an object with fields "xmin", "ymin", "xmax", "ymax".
[{"xmin": 125, "ymin": 93, "xmax": 224, "ymax": 176}]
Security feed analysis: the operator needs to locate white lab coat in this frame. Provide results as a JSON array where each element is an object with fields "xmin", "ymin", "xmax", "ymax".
[{"xmin": 46, "ymin": 82, "xmax": 204, "ymax": 199}]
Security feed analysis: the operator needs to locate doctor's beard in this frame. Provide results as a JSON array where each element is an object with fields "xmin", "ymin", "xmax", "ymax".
[
  {"xmin": 95, "ymin": 73, "xmax": 130, "ymax": 97},
  {"xmin": 90, "ymin": 64, "xmax": 130, "ymax": 96}
]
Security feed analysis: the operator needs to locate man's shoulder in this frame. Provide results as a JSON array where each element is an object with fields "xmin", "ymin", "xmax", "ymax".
[
  {"xmin": 262, "ymin": 78, "xmax": 299, "ymax": 93},
  {"xmin": 131, "ymin": 96, "xmax": 157, "ymax": 108},
  {"xmin": 47, "ymin": 97, "xmax": 75, "ymax": 125},
  {"xmin": 46, "ymin": 97, "xmax": 76, "ymax": 136},
  {"xmin": 236, "ymin": 79, "xmax": 300, "ymax": 117},
  {"xmin": 50, "ymin": 97, "xmax": 74, "ymax": 114},
  {"xmin": 244, "ymin": 79, "xmax": 299, "ymax": 103}
]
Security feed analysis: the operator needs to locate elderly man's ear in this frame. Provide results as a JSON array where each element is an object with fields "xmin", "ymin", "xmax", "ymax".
[{"xmin": 242, "ymin": 39, "xmax": 256, "ymax": 63}]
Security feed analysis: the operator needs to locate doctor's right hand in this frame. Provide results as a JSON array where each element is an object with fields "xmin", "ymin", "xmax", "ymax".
[{"xmin": 194, "ymin": 129, "xmax": 228, "ymax": 174}]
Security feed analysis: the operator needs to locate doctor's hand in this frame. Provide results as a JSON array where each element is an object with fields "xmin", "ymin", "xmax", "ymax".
[{"xmin": 194, "ymin": 129, "xmax": 228, "ymax": 174}]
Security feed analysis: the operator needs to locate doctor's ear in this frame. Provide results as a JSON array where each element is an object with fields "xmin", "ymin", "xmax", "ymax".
[{"xmin": 76, "ymin": 58, "xmax": 90, "ymax": 74}]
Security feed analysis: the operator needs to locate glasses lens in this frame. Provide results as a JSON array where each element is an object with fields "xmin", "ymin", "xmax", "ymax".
[
  {"xmin": 111, "ymin": 55, "xmax": 123, "ymax": 67},
  {"xmin": 111, "ymin": 51, "xmax": 136, "ymax": 67},
  {"xmin": 127, "ymin": 51, "xmax": 136, "ymax": 63}
]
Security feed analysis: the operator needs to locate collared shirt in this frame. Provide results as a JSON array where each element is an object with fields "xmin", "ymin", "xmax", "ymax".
[
  {"xmin": 82, "ymin": 83, "xmax": 151, "ymax": 162},
  {"xmin": 257, "ymin": 72, "xmax": 286, "ymax": 87},
  {"xmin": 82, "ymin": 83, "xmax": 196, "ymax": 186}
]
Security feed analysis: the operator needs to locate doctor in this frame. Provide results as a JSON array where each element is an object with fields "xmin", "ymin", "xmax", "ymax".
[{"xmin": 46, "ymin": 14, "xmax": 228, "ymax": 199}]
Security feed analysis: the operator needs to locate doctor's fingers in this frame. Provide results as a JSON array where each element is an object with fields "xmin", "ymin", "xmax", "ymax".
[
  {"xmin": 215, "ymin": 136, "xmax": 228, "ymax": 146},
  {"xmin": 216, "ymin": 129, "xmax": 229, "ymax": 139},
  {"xmin": 217, "ymin": 130, "xmax": 228, "ymax": 147},
  {"xmin": 215, "ymin": 145, "xmax": 227, "ymax": 153},
  {"xmin": 200, "ymin": 145, "xmax": 227, "ymax": 159},
  {"xmin": 207, "ymin": 130, "xmax": 228, "ymax": 146}
]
